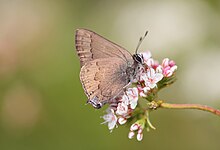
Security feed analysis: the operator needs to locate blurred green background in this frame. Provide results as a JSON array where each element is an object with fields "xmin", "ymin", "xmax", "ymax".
[{"xmin": 0, "ymin": 0, "xmax": 220, "ymax": 150}]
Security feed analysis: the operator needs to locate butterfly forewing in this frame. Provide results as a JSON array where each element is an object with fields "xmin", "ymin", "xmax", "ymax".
[{"xmin": 75, "ymin": 28, "xmax": 133, "ymax": 67}]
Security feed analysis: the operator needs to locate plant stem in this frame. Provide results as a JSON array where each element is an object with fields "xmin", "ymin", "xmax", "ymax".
[{"xmin": 159, "ymin": 102, "xmax": 220, "ymax": 117}]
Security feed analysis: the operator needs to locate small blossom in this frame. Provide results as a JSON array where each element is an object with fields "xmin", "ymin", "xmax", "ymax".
[
  {"xmin": 162, "ymin": 58, "xmax": 169, "ymax": 67},
  {"xmin": 128, "ymin": 131, "xmax": 135, "ymax": 139},
  {"xmin": 170, "ymin": 65, "xmax": 178, "ymax": 72},
  {"xmin": 118, "ymin": 117, "xmax": 127, "ymax": 125},
  {"xmin": 138, "ymin": 128, "xmax": 143, "ymax": 134},
  {"xmin": 163, "ymin": 66, "xmax": 173, "ymax": 77},
  {"xmin": 141, "ymin": 51, "xmax": 152, "ymax": 63},
  {"xmin": 137, "ymin": 133, "xmax": 143, "ymax": 141},
  {"xmin": 152, "ymin": 60, "xmax": 159, "ymax": 70},
  {"xmin": 102, "ymin": 109, "xmax": 117, "ymax": 130},
  {"xmin": 139, "ymin": 72, "xmax": 148, "ymax": 82},
  {"xmin": 126, "ymin": 87, "xmax": 139, "ymax": 109},
  {"xmin": 169, "ymin": 60, "xmax": 176, "ymax": 67},
  {"xmin": 161, "ymin": 58, "xmax": 178, "ymax": 77},
  {"xmin": 121, "ymin": 94, "xmax": 129, "ymax": 105},
  {"xmin": 130, "ymin": 123, "xmax": 139, "ymax": 131},
  {"xmin": 116, "ymin": 102, "xmax": 128, "ymax": 115},
  {"xmin": 146, "ymin": 58, "xmax": 154, "ymax": 67},
  {"xmin": 146, "ymin": 68, "xmax": 163, "ymax": 89},
  {"xmin": 156, "ymin": 65, "xmax": 162, "ymax": 73},
  {"xmin": 138, "ymin": 85, "xmax": 150, "ymax": 97},
  {"xmin": 139, "ymin": 91, "xmax": 147, "ymax": 97}
]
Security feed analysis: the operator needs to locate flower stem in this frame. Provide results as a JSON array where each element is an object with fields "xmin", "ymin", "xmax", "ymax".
[{"xmin": 159, "ymin": 102, "xmax": 220, "ymax": 117}]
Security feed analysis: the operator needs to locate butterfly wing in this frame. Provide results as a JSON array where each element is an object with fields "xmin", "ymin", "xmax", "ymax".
[
  {"xmin": 80, "ymin": 57, "xmax": 131, "ymax": 108},
  {"xmin": 75, "ymin": 28, "xmax": 133, "ymax": 67},
  {"xmin": 75, "ymin": 29, "xmax": 135, "ymax": 108}
]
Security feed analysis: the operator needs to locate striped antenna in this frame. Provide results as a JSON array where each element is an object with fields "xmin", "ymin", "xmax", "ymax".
[{"xmin": 135, "ymin": 31, "xmax": 148, "ymax": 54}]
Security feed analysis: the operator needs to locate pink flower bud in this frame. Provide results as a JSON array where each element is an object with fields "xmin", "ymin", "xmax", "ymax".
[
  {"xmin": 162, "ymin": 58, "xmax": 169, "ymax": 67},
  {"xmin": 118, "ymin": 117, "xmax": 127, "ymax": 125},
  {"xmin": 163, "ymin": 66, "xmax": 173, "ymax": 77},
  {"xmin": 130, "ymin": 123, "xmax": 139, "ymax": 131},
  {"xmin": 170, "ymin": 65, "xmax": 177, "ymax": 72},
  {"xmin": 138, "ymin": 128, "xmax": 143, "ymax": 134},
  {"xmin": 146, "ymin": 58, "xmax": 154, "ymax": 67},
  {"xmin": 137, "ymin": 133, "xmax": 143, "ymax": 141},
  {"xmin": 169, "ymin": 60, "xmax": 176, "ymax": 67},
  {"xmin": 128, "ymin": 131, "xmax": 135, "ymax": 139}
]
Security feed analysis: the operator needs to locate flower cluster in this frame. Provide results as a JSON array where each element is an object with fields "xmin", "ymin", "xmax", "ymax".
[{"xmin": 102, "ymin": 51, "xmax": 177, "ymax": 141}]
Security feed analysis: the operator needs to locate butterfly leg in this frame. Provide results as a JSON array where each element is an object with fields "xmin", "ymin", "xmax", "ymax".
[{"xmin": 123, "ymin": 82, "xmax": 132, "ymax": 90}]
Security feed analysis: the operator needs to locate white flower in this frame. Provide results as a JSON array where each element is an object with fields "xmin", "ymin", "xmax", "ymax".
[
  {"xmin": 141, "ymin": 51, "xmax": 152, "ymax": 63},
  {"xmin": 170, "ymin": 65, "xmax": 178, "ymax": 72},
  {"xmin": 139, "ymin": 92, "xmax": 146, "ymax": 97},
  {"xmin": 138, "ymin": 85, "xmax": 150, "ymax": 97},
  {"xmin": 130, "ymin": 123, "xmax": 139, "ymax": 131},
  {"xmin": 146, "ymin": 58, "xmax": 155, "ymax": 67},
  {"xmin": 137, "ymin": 133, "xmax": 143, "ymax": 141},
  {"xmin": 118, "ymin": 117, "xmax": 127, "ymax": 125},
  {"xmin": 162, "ymin": 58, "xmax": 170, "ymax": 67},
  {"xmin": 128, "ymin": 131, "xmax": 135, "ymax": 139},
  {"xmin": 126, "ymin": 87, "xmax": 139, "ymax": 109},
  {"xmin": 156, "ymin": 65, "xmax": 163, "ymax": 73},
  {"xmin": 139, "ymin": 72, "xmax": 148, "ymax": 82},
  {"xmin": 116, "ymin": 102, "xmax": 128, "ymax": 116},
  {"xmin": 121, "ymin": 94, "xmax": 129, "ymax": 105},
  {"xmin": 102, "ymin": 109, "xmax": 117, "ymax": 130},
  {"xmin": 146, "ymin": 68, "xmax": 163, "ymax": 89}
]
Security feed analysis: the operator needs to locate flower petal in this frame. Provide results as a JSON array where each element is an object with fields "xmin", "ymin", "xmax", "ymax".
[
  {"xmin": 170, "ymin": 65, "xmax": 177, "ymax": 72},
  {"xmin": 147, "ymin": 68, "xmax": 156, "ymax": 78},
  {"xmin": 142, "ymin": 51, "xmax": 152, "ymax": 63},
  {"xmin": 118, "ymin": 117, "xmax": 127, "ymax": 125},
  {"xmin": 162, "ymin": 58, "xmax": 169, "ymax": 67},
  {"xmin": 154, "ymin": 73, "xmax": 163, "ymax": 82},
  {"xmin": 116, "ymin": 102, "xmax": 128, "ymax": 115}
]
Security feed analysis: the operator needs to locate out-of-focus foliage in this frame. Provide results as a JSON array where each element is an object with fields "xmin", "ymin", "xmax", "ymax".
[{"xmin": 0, "ymin": 0, "xmax": 219, "ymax": 150}]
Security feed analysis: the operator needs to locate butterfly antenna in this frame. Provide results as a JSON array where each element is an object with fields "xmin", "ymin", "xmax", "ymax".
[{"xmin": 135, "ymin": 31, "xmax": 148, "ymax": 54}]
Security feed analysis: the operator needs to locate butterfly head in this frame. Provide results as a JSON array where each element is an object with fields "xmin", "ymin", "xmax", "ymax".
[
  {"xmin": 133, "ymin": 30, "xmax": 148, "ymax": 65},
  {"xmin": 133, "ymin": 54, "xmax": 144, "ymax": 64}
]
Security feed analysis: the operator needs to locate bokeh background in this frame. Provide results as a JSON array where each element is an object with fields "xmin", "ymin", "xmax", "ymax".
[{"xmin": 0, "ymin": 0, "xmax": 220, "ymax": 150}]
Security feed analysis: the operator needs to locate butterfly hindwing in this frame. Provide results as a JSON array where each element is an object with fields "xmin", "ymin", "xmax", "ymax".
[{"xmin": 80, "ymin": 57, "xmax": 130, "ymax": 107}]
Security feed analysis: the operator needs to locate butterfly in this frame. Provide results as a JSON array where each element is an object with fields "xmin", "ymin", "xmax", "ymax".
[{"xmin": 75, "ymin": 29, "xmax": 148, "ymax": 109}]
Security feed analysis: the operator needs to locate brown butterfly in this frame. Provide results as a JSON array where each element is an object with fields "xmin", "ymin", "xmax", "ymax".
[{"xmin": 75, "ymin": 29, "xmax": 147, "ymax": 109}]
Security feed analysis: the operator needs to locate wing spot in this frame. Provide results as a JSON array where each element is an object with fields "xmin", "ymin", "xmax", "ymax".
[{"xmin": 89, "ymin": 91, "xmax": 94, "ymax": 95}]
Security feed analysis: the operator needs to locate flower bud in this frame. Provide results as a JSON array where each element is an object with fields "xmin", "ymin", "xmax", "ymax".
[
  {"xmin": 128, "ymin": 131, "xmax": 135, "ymax": 139},
  {"xmin": 162, "ymin": 58, "xmax": 169, "ymax": 67},
  {"xmin": 118, "ymin": 117, "xmax": 127, "ymax": 125},
  {"xmin": 137, "ymin": 133, "xmax": 143, "ymax": 141},
  {"xmin": 138, "ymin": 128, "xmax": 143, "ymax": 134},
  {"xmin": 169, "ymin": 60, "xmax": 176, "ymax": 67},
  {"xmin": 130, "ymin": 123, "xmax": 139, "ymax": 131}
]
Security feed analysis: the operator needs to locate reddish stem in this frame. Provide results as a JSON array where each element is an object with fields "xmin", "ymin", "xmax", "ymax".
[{"xmin": 160, "ymin": 102, "xmax": 220, "ymax": 117}]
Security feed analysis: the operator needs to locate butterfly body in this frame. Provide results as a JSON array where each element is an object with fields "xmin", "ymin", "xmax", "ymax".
[{"xmin": 75, "ymin": 29, "xmax": 143, "ymax": 109}]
